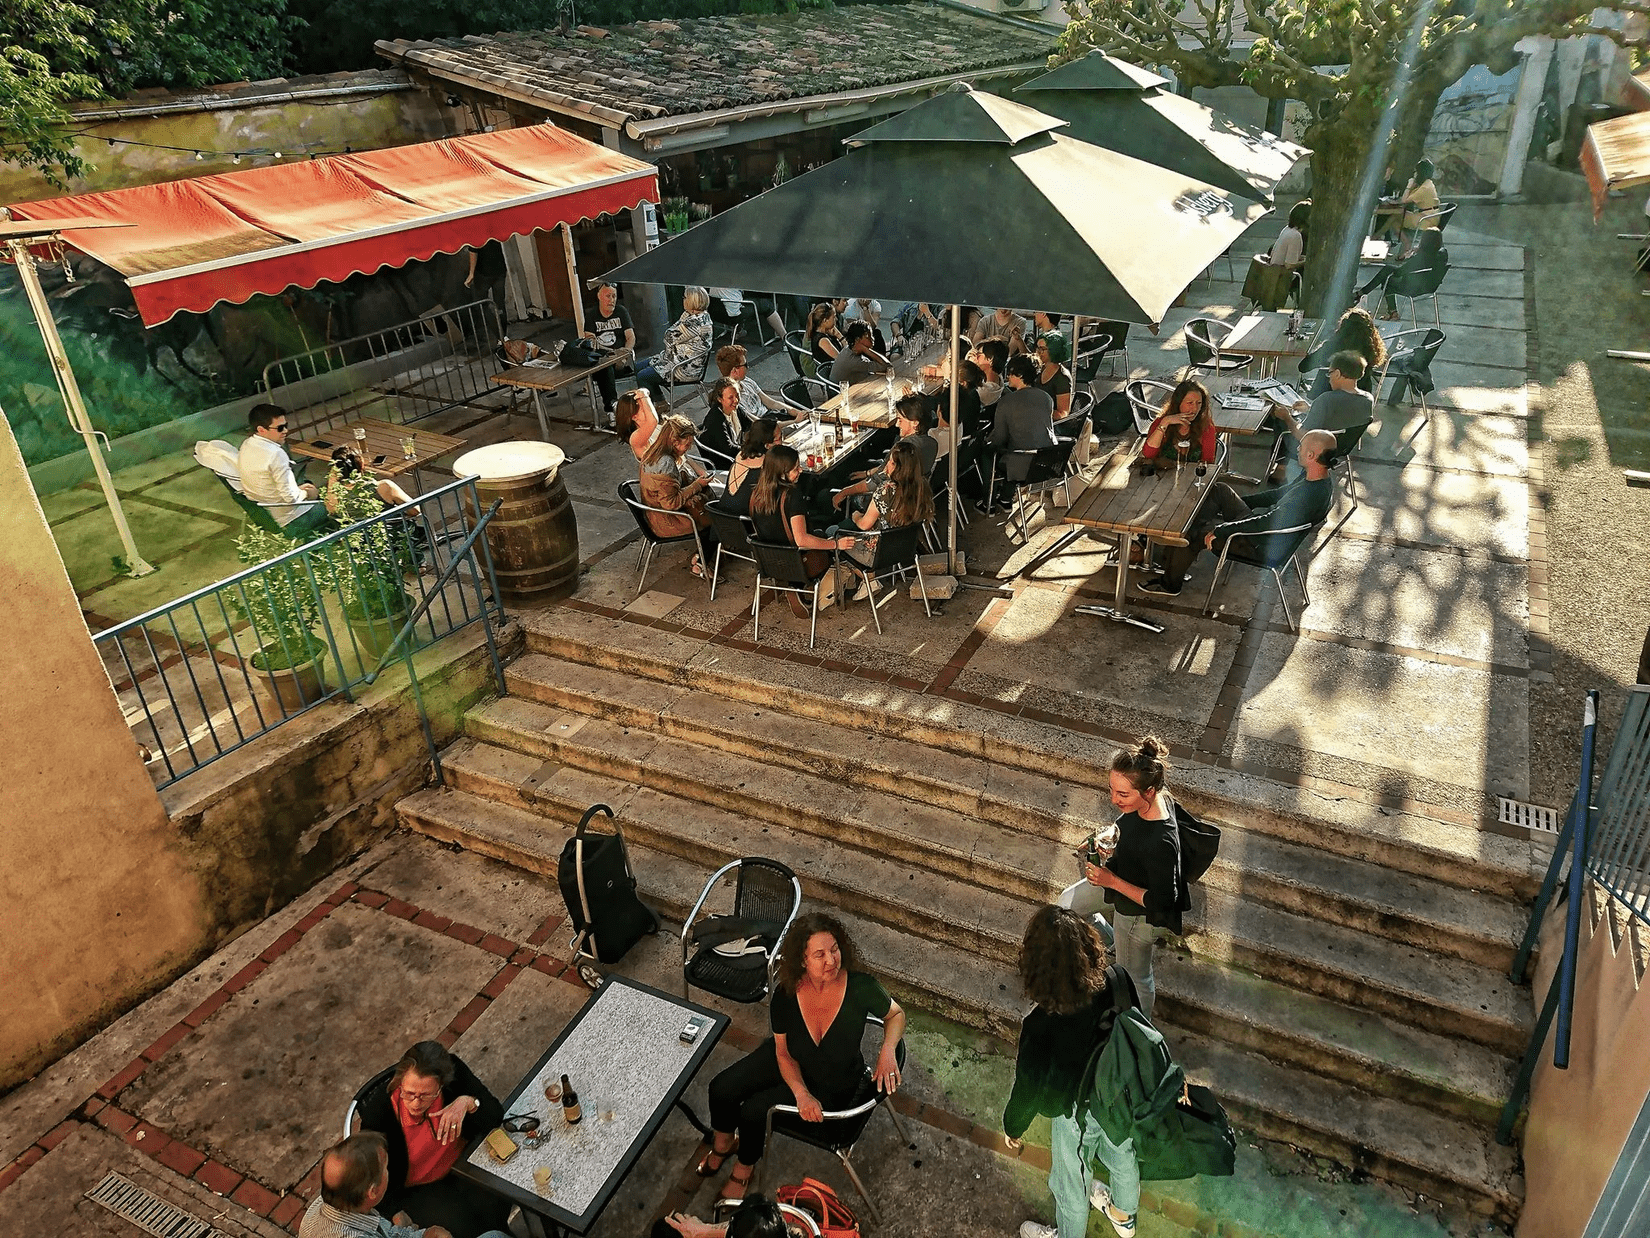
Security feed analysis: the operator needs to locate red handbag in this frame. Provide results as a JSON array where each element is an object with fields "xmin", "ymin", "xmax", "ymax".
[{"xmin": 776, "ymin": 1177, "xmax": 860, "ymax": 1238}]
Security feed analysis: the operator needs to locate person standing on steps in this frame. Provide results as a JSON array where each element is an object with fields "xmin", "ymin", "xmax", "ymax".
[
  {"xmin": 1078, "ymin": 736, "xmax": 1188, "ymax": 1019},
  {"xmin": 1006, "ymin": 906, "xmax": 1142, "ymax": 1238}
]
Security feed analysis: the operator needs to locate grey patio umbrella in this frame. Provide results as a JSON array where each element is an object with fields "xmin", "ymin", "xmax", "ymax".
[
  {"xmin": 1015, "ymin": 53, "xmax": 1308, "ymax": 204},
  {"xmin": 607, "ymin": 84, "xmax": 1270, "ymax": 571}
]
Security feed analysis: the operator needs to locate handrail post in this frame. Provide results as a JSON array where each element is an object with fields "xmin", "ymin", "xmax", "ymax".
[{"xmin": 1554, "ymin": 689, "xmax": 1599, "ymax": 1069}]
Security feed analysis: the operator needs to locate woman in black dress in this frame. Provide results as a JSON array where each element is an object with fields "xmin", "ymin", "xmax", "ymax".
[
  {"xmin": 747, "ymin": 446, "xmax": 858, "ymax": 617},
  {"xmin": 1077, "ymin": 735, "xmax": 1188, "ymax": 1018},
  {"xmin": 701, "ymin": 913, "xmax": 905, "ymax": 1200}
]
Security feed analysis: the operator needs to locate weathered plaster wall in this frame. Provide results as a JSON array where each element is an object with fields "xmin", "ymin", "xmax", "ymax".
[
  {"xmin": 1518, "ymin": 881, "xmax": 1650, "ymax": 1238},
  {"xmin": 0, "ymin": 414, "xmax": 207, "ymax": 1090},
  {"xmin": 0, "ymin": 73, "xmax": 461, "ymax": 204}
]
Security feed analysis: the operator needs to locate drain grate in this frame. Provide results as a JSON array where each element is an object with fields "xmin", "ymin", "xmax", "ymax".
[
  {"xmin": 86, "ymin": 1172, "xmax": 222, "ymax": 1238},
  {"xmin": 1499, "ymin": 796, "xmax": 1561, "ymax": 834}
]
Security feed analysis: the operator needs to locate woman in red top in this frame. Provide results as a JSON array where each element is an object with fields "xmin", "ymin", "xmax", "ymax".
[{"xmin": 1141, "ymin": 380, "xmax": 1216, "ymax": 464}]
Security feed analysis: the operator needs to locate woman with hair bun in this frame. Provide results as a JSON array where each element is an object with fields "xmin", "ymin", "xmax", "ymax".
[
  {"xmin": 1079, "ymin": 735, "xmax": 1188, "ymax": 1018},
  {"xmin": 1005, "ymin": 906, "xmax": 1142, "ymax": 1238}
]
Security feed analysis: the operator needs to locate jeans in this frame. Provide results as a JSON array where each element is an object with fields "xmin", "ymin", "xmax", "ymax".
[
  {"xmin": 1159, "ymin": 482, "xmax": 1253, "ymax": 590},
  {"xmin": 636, "ymin": 362, "xmax": 667, "ymax": 403},
  {"xmin": 1110, "ymin": 909, "xmax": 1158, "ymax": 1018},
  {"xmin": 1049, "ymin": 1112, "xmax": 1140, "ymax": 1237}
]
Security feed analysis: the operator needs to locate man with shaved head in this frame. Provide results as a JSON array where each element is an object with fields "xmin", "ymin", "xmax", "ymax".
[
  {"xmin": 1139, "ymin": 428, "xmax": 1338, "ymax": 598},
  {"xmin": 299, "ymin": 1131, "xmax": 467, "ymax": 1238}
]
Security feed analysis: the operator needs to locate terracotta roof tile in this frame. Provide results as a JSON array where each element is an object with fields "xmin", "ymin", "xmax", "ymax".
[{"xmin": 377, "ymin": 4, "xmax": 1052, "ymax": 125}]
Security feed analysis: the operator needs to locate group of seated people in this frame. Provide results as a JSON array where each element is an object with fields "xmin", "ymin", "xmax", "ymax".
[{"xmin": 235, "ymin": 404, "xmax": 419, "ymax": 538}]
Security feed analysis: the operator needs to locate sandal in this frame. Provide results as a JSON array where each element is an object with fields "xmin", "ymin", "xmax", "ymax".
[
  {"xmin": 696, "ymin": 1136, "xmax": 737, "ymax": 1177},
  {"xmin": 720, "ymin": 1164, "xmax": 755, "ymax": 1201},
  {"xmin": 787, "ymin": 595, "xmax": 810, "ymax": 619},
  {"xmin": 690, "ymin": 556, "xmax": 706, "ymax": 579}
]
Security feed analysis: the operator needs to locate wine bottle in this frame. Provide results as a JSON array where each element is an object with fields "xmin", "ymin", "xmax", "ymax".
[{"xmin": 560, "ymin": 1074, "xmax": 582, "ymax": 1125}]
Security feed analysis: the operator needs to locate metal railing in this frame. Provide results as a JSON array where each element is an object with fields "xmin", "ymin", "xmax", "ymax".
[
  {"xmin": 1499, "ymin": 686, "xmax": 1650, "ymax": 1143},
  {"xmin": 260, "ymin": 298, "xmax": 510, "ymax": 437},
  {"xmin": 94, "ymin": 476, "xmax": 508, "ymax": 790}
]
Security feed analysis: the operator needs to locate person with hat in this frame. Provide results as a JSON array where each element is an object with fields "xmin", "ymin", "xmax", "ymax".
[{"xmin": 1033, "ymin": 331, "xmax": 1074, "ymax": 416}]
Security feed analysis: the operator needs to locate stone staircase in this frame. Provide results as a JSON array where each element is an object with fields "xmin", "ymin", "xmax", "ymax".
[{"xmin": 394, "ymin": 607, "xmax": 1538, "ymax": 1222}]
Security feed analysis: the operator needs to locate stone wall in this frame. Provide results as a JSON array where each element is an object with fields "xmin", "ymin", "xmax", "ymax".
[
  {"xmin": 0, "ymin": 415, "xmax": 206, "ymax": 1090},
  {"xmin": 1518, "ymin": 880, "xmax": 1650, "ymax": 1238}
]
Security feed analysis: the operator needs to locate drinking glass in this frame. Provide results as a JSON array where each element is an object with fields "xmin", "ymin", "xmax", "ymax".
[
  {"xmin": 400, "ymin": 434, "xmax": 417, "ymax": 461},
  {"xmin": 353, "ymin": 426, "xmax": 367, "ymax": 449}
]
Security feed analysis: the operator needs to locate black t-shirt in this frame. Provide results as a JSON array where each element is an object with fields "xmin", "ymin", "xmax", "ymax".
[
  {"xmin": 589, "ymin": 302, "xmax": 634, "ymax": 350},
  {"xmin": 1036, "ymin": 367, "xmax": 1072, "ymax": 402},
  {"xmin": 719, "ymin": 466, "xmax": 761, "ymax": 518},
  {"xmin": 750, "ymin": 487, "xmax": 801, "ymax": 544},
  {"xmin": 1104, "ymin": 806, "xmax": 1182, "ymax": 926},
  {"xmin": 771, "ymin": 971, "xmax": 893, "ymax": 1098}
]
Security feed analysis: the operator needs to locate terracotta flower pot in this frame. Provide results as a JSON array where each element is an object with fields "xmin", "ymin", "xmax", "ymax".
[
  {"xmin": 249, "ymin": 645, "xmax": 328, "ymax": 713},
  {"xmin": 346, "ymin": 592, "xmax": 414, "ymax": 663}
]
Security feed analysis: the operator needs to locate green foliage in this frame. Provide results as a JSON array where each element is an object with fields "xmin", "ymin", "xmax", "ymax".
[
  {"xmin": 0, "ymin": 0, "xmax": 102, "ymax": 184},
  {"xmin": 0, "ymin": 277, "xmax": 217, "ymax": 467},
  {"xmin": 324, "ymin": 471, "xmax": 414, "ymax": 620},
  {"xmin": 228, "ymin": 526, "xmax": 326, "ymax": 670}
]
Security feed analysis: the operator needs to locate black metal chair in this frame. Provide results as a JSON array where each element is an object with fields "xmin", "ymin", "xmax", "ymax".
[
  {"xmin": 1388, "ymin": 250, "xmax": 1449, "ymax": 328},
  {"xmin": 1184, "ymin": 317, "xmax": 1253, "ymax": 376},
  {"xmin": 1124, "ymin": 379, "xmax": 1176, "ymax": 438},
  {"xmin": 988, "ymin": 435, "xmax": 1081, "ymax": 542},
  {"xmin": 837, "ymin": 522, "xmax": 932, "ymax": 634},
  {"xmin": 708, "ymin": 293, "xmax": 749, "ymax": 345},
  {"xmin": 681, "ymin": 857, "xmax": 802, "ymax": 1005},
  {"xmin": 1074, "ymin": 322, "xmax": 1129, "ymax": 381},
  {"xmin": 1412, "ymin": 201, "xmax": 1457, "ymax": 234},
  {"xmin": 704, "ymin": 503, "xmax": 758, "ymax": 601},
  {"xmin": 1315, "ymin": 420, "xmax": 1372, "ymax": 553},
  {"xmin": 786, "ymin": 330, "xmax": 817, "ymax": 379},
  {"xmin": 780, "ymin": 376, "xmax": 838, "ymax": 410},
  {"xmin": 1203, "ymin": 516, "xmax": 1327, "ymax": 632},
  {"xmin": 757, "ymin": 1015, "xmax": 911, "ymax": 1223},
  {"xmin": 1379, "ymin": 327, "xmax": 1446, "ymax": 445},
  {"xmin": 617, "ymin": 480, "xmax": 707, "ymax": 598},
  {"xmin": 750, "ymin": 537, "xmax": 836, "ymax": 649},
  {"xmin": 342, "ymin": 1065, "xmax": 395, "ymax": 1138}
]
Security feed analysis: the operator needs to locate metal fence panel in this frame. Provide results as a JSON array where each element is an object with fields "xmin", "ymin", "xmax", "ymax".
[{"xmin": 1590, "ymin": 688, "xmax": 1650, "ymax": 924}]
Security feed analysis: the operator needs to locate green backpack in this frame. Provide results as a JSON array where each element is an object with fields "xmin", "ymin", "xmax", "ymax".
[{"xmin": 1078, "ymin": 966, "xmax": 1237, "ymax": 1183}]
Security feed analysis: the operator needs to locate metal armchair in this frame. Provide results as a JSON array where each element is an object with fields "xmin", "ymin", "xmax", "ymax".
[
  {"xmin": 681, "ymin": 857, "xmax": 801, "ymax": 1005},
  {"xmin": 617, "ymin": 480, "xmax": 708, "ymax": 598},
  {"xmin": 1185, "ymin": 317, "xmax": 1254, "ymax": 375},
  {"xmin": 836, "ymin": 522, "xmax": 932, "ymax": 634},
  {"xmin": 1203, "ymin": 517, "xmax": 1327, "ymax": 632},
  {"xmin": 750, "ymin": 537, "xmax": 837, "ymax": 649},
  {"xmin": 1124, "ymin": 379, "xmax": 1176, "ymax": 437}
]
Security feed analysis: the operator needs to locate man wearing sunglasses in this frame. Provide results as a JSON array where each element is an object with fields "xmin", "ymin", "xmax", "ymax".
[{"xmin": 239, "ymin": 403, "xmax": 327, "ymax": 533}]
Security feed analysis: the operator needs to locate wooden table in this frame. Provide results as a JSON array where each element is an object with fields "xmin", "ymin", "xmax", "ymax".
[
  {"xmin": 454, "ymin": 976, "xmax": 727, "ymax": 1235},
  {"xmin": 1199, "ymin": 375, "xmax": 1303, "ymax": 434},
  {"xmin": 782, "ymin": 415, "xmax": 881, "ymax": 473},
  {"xmin": 1220, "ymin": 312, "xmax": 1320, "ymax": 376},
  {"xmin": 288, "ymin": 417, "xmax": 466, "ymax": 488},
  {"xmin": 1058, "ymin": 439, "xmax": 1218, "ymax": 632},
  {"xmin": 1362, "ymin": 238, "xmax": 1392, "ymax": 265},
  {"xmin": 496, "ymin": 348, "xmax": 634, "ymax": 436}
]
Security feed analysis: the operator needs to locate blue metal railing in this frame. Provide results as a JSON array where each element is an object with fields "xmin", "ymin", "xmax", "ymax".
[
  {"xmin": 1499, "ymin": 686, "xmax": 1650, "ymax": 1144},
  {"xmin": 95, "ymin": 475, "xmax": 508, "ymax": 790}
]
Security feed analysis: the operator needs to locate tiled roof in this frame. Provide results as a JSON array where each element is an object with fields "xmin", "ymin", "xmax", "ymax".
[{"xmin": 376, "ymin": 4, "xmax": 1054, "ymax": 127}]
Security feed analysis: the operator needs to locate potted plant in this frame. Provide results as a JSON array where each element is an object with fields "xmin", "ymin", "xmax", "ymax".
[
  {"xmin": 228, "ymin": 526, "xmax": 329, "ymax": 711},
  {"xmin": 326, "ymin": 475, "xmax": 417, "ymax": 663},
  {"xmin": 662, "ymin": 195, "xmax": 690, "ymax": 236}
]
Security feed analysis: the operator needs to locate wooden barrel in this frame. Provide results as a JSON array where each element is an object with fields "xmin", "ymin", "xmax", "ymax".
[{"xmin": 453, "ymin": 441, "xmax": 579, "ymax": 604}]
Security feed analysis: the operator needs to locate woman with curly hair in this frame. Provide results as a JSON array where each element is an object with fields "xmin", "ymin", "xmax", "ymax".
[
  {"xmin": 701, "ymin": 914, "xmax": 905, "ymax": 1200},
  {"xmin": 1006, "ymin": 906, "xmax": 1142, "ymax": 1238},
  {"xmin": 1141, "ymin": 380, "xmax": 1216, "ymax": 465},
  {"xmin": 1300, "ymin": 305, "xmax": 1387, "ymax": 397}
]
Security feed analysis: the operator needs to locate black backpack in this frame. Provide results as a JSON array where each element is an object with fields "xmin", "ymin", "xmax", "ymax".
[
  {"xmin": 559, "ymin": 338, "xmax": 604, "ymax": 369},
  {"xmin": 1093, "ymin": 389, "xmax": 1135, "ymax": 435},
  {"xmin": 557, "ymin": 805, "xmax": 659, "ymax": 964}
]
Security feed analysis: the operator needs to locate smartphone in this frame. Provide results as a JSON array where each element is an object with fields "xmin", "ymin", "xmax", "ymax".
[
  {"xmin": 310, "ymin": 439, "xmax": 333, "ymax": 449},
  {"xmin": 680, "ymin": 1016, "xmax": 707, "ymax": 1045},
  {"xmin": 372, "ymin": 454, "xmax": 388, "ymax": 465}
]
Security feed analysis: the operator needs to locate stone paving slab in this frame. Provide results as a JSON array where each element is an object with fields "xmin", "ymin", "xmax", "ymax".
[
  {"xmin": 1230, "ymin": 631, "xmax": 1530, "ymax": 806},
  {"xmin": 1340, "ymin": 465, "xmax": 1529, "ymax": 559},
  {"xmin": 1357, "ymin": 410, "xmax": 1528, "ymax": 478},
  {"xmin": 1417, "ymin": 322, "xmax": 1527, "ymax": 371},
  {"xmin": 1431, "ymin": 296, "xmax": 1526, "ymax": 330},
  {"xmin": 1423, "ymin": 364, "xmax": 1529, "ymax": 418},
  {"xmin": 41, "ymin": 483, "xmax": 106, "ymax": 524},
  {"xmin": 569, "ymin": 497, "xmax": 640, "ymax": 567}
]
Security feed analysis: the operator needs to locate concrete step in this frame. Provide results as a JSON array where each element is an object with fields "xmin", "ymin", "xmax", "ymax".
[
  {"xmin": 423, "ymin": 747, "xmax": 1516, "ymax": 1125},
  {"xmin": 1175, "ymin": 1032, "xmax": 1523, "ymax": 1223},
  {"xmin": 394, "ymin": 785, "xmax": 1521, "ymax": 1216},
  {"xmin": 507, "ymin": 651, "xmax": 1525, "ymax": 972},
  {"xmin": 519, "ymin": 607, "xmax": 1541, "ymax": 902}
]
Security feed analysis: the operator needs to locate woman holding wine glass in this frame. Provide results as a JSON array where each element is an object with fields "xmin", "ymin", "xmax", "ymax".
[{"xmin": 1141, "ymin": 380, "xmax": 1215, "ymax": 466}]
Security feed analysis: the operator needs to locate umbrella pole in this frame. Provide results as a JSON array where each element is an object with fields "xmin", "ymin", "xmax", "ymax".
[
  {"xmin": 946, "ymin": 304, "xmax": 961, "ymax": 576},
  {"xmin": 7, "ymin": 238, "xmax": 154, "ymax": 577}
]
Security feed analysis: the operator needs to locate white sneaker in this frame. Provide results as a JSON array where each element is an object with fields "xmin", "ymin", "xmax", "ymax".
[
  {"xmin": 1018, "ymin": 1223, "xmax": 1058, "ymax": 1238},
  {"xmin": 852, "ymin": 577, "xmax": 881, "ymax": 602},
  {"xmin": 1088, "ymin": 1181, "xmax": 1136, "ymax": 1238}
]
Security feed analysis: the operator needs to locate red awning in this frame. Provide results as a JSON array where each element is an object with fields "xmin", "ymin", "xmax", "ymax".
[{"xmin": 6, "ymin": 125, "xmax": 658, "ymax": 325}]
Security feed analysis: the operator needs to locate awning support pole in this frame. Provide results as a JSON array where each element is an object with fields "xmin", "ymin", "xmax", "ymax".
[
  {"xmin": 560, "ymin": 223, "xmax": 586, "ymax": 337},
  {"xmin": 7, "ymin": 238, "xmax": 154, "ymax": 577},
  {"xmin": 946, "ymin": 303, "xmax": 961, "ymax": 576}
]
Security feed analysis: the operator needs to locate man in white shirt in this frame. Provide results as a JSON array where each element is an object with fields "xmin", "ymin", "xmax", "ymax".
[
  {"xmin": 714, "ymin": 345, "xmax": 805, "ymax": 421},
  {"xmin": 238, "ymin": 404, "xmax": 326, "ymax": 533}
]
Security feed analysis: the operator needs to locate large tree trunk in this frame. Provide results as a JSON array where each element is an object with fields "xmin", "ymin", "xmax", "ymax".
[
  {"xmin": 1298, "ymin": 107, "xmax": 1379, "ymax": 316},
  {"xmin": 1388, "ymin": 69, "xmax": 1452, "ymax": 188}
]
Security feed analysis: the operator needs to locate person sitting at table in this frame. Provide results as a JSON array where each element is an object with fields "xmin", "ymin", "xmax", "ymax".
[
  {"xmin": 828, "ymin": 321, "xmax": 894, "ymax": 388},
  {"xmin": 841, "ymin": 297, "xmax": 888, "ymax": 353},
  {"xmin": 1376, "ymin": 159, "xmax": 1440, "ymax": 243},
  {"xmin": 325, "ymin": 447, "xmax": 418, "ymax": 516},
  {"xmin": 658, "ymin": 1195, "xmax": 788, "ymax": 1238},
  {"xmin": 1031, "ymin": 310, "xmax": 1064, "ymax": 346},
  {"xmin": 299, "ymin": 1131, "xmax": 486, "ymax": 1238},
  {"xmin": 805, "ymin": 302, "xmax": 844, "ymax": 376},
  {"xmin": 1243, "ymin": 200, "xmax": 1310, "ymax": 311},
  {"xmin": 1280, "ymin": 352, "xmax": 1374, "ymax": 477},
  {"xmin": 640, "ymin": 414, "xmax": 720, "ymax": 578},
  {"xmin": 971, "ymin": 339, "xmax": 1009, "ymax": 412},
  {"xmin": 1300, "ymin": 306, "xmax": 1387, "ymax": 396},
  {"xmin": 833, "ymin": 394, "xmax": 938, "ymax": 512},
  {"xmin": 932, "ymin": 358, "xmax": 985, "ymax": 459},
  {"xmin": 1141, "ymin": 379, "xmax": 1217, "ymax": 465},
  {"xmin": 720, "ymin": 418, "xmax": 781, "ymax": 518},
  {"xmin": 701, "ymin": 913, "xmax": 905, "ymax": 1200},
  {"xmin": 698, "ymin": 377, "xmax": 744, "ymax": 467},
  {"xmin": 1138, "ymin": 428, "xmax": 1337, "ymax": 598},
  {"xmin": 354, "ymin": 1041, "xmax": 508, "ymax": 1238},
  {"xmin": 843, "ymin": 440, "xmax": 934, "ymax": 601},
  {"xmin": 748, "ymin": 447, "xmax": 860, "ymax": 618},
  {"xmin": 580, "ymin": 282, "xmax": 634, "ymax": 417},
  {"xmin": 983, "ymin": 355, "xmax": 1058, "ymax": 511},
  {"xmin": 635, "ymin": 286, "xmax": 713, "ymax": 410},
  {"xmin": 1032, "ymin": 331, "xmax": 1073, "ymax": 416},
  {"xmin": 239, "ymin": 404, "xmax": 328, "ymax": 534},
  {"xmin": 716, "ymin": 344, "xmax": 804, "ymax": 423},
  {"xmin": 614, "ymin": 389, "xmax": 660, "ymax": 466},
  {"xmin": 974, "ymin": 306, "xmax": 1031, "ymax": 354},
  {"xmin": 1355, "ymin": 225, "xmax": 1443, "ymax": 321}
]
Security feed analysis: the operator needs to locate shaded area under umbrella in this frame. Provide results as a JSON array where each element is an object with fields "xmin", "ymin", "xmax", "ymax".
[{"xmin": 1016, "ymin": 52, "xmax": 1308, "ymax": 204}]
